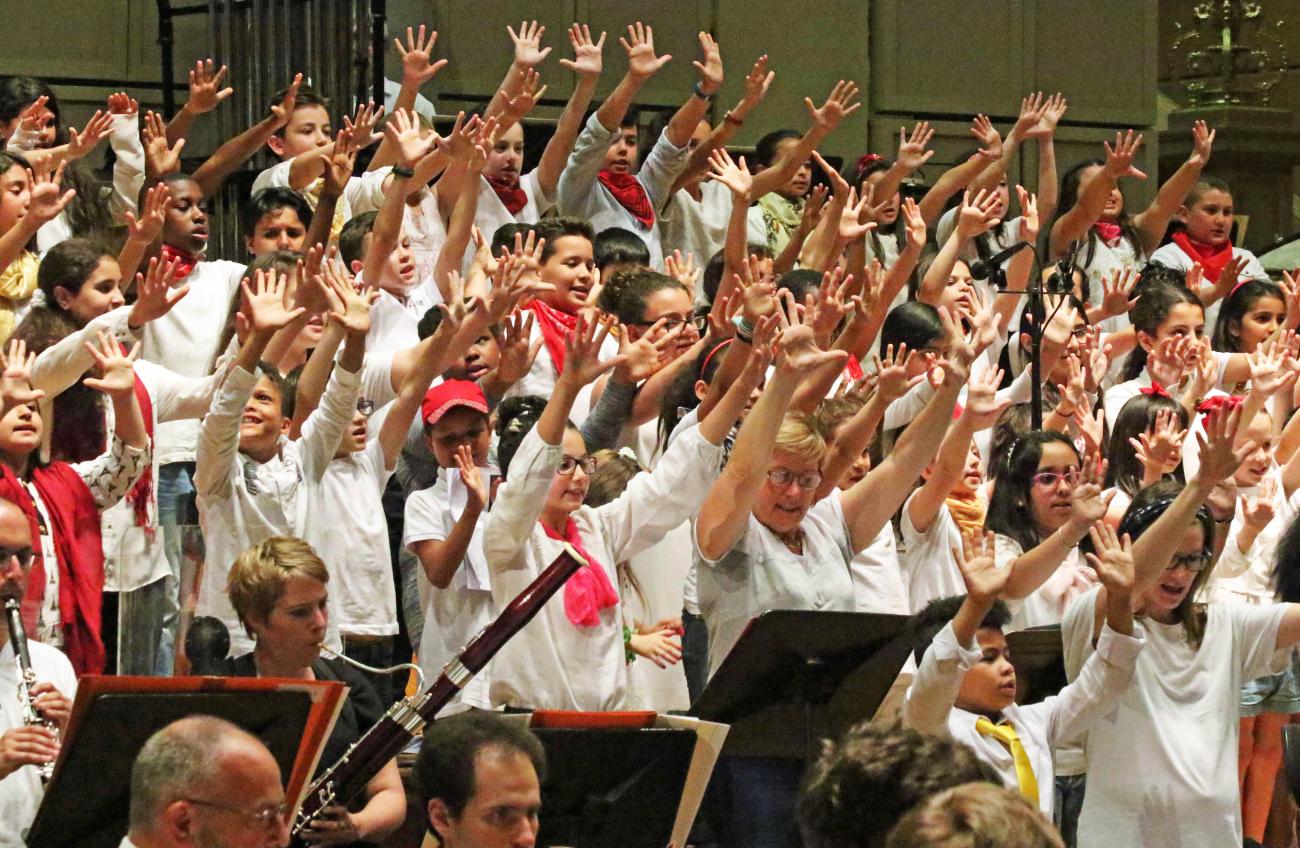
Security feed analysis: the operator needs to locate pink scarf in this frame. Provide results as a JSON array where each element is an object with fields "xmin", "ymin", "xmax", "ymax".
[{"xmin": 542, "ymin": 517, "xmax": 618, "ymax": 627}]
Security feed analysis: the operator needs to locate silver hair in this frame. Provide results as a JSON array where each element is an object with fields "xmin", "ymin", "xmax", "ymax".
[{"xmin": 128, "ymin": 715, "xmax": 263, "ymax": 828}]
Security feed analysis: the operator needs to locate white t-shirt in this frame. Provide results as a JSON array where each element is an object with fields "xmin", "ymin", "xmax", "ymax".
[
  {"xmin": 404, "ymin": 468, "xmax": 496, "ymax": 713},
  {"xmin": 994, "ymin": 534, "xmax": 1096, "ymax": 630},
  {"xmin": 464, "ymin": 170, "xmax": 555, "ymax": 271},
  {"xmin": 934, "ymin": 210, "xmax": 1025, "ymax": 301},
  {"xmin": 1063, "ymin": 587, "xmax": 1287, "ymax": 848},
  {"xmin": 658, "ymin": 180, "xmax": 733, "ymax": 278},
  {"xmin": 1102, "ymin": 353, "xmax": 1232, "ymax": 426},
  {"xmin": 696, "ymin": 492, "xmax": 857, "ymax": 677},
  {"xmin": 899, "ymin": 492, "xmax": 965, "ymax": 614},
  {"xmin": 850, "ymin": 520, "xmax": 909, "ymax": 615},
  {"xmin": 309, "ymin": 424, "xmax": 397, "ymax": 636},
  {"xmin": 140, "ymin": 259, "xmax": 245, "ymax": 464},
  {"xmin": 1207, "ymin": 476, "xmax": 1298, "ymax": 606},
  {"xmin": 366, "ymin": 289, "xmax": 422, "ymax": 354},
  {"xmin": 0, "ymin": 640, "xmax": 76, "ymax": 848}
]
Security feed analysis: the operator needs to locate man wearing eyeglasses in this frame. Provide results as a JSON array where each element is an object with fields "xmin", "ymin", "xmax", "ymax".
[
  {"xmin": 122, "ymin": 715, "xmax": 290, "ymax": 848},
  {"xmin": 0, "ymin": 496, "xmax": 75, "ymax": 848}
]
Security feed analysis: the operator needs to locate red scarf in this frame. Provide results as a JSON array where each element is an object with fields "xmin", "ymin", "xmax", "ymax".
[
  {"xmin": 541, "ymin": 517, "xmax": 618, "ymax": 627},
  {"xmin": 597, "ymin": 170, "xmax": 654, "ymax": 228},
  {"xmin": 159, "ymin": 244, "xmax": 199, "ymax": 280},
  {"xmin": 486, "ymin": 174, "xmax": 528, "ymax": 216},
  {"xmin": 1171, "ymin": 231, "xmax": 1234, "ymax": 284},
  {"xmin": 527, "ymin": 299, "xmax": 579, "ymax": 376},
  {"xmin": 125, "ymin": 366, "xmax": 155, "ymax": 540},
  {"xmin": 1093, "ymin": 221, "xmax": 1123, "ymax": 247},
  {"xmin": 0, "ymin": 463, "xmax": 106, "ymax": 675},
  {"xmin": 844, "ymin": 354, "xmax": 864, "ymax": 382}
]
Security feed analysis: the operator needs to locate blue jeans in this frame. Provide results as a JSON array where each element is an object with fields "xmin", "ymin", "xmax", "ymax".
[
  {"xmin": 709, "ymin": 756, "xmax": 803, "ymax": 848},
  {"xmin": 1054, "ymin": 773, "xmax": 1086, "ymax": 847},
  {"xmin": 156, "ymin": 462, "xmax": 198, "ymax": 676},
  {"xmin": 681, "ymin": 610, "xmax": 710, "ymax": 706},
  {"xmin": 104, "ymin": 577, "xmax": 169, "ymax": 675}
]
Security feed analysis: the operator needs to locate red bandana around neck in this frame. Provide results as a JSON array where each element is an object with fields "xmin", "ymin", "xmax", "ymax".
[
  {"xmin": 0, "ymin": 462, "xmax": 106, "ymax": 674},
  {"xmin": 596, "ymin": 170, "xmax": 654, "ymax": 228},
  {"xmin": 125, "ymin": 359, "xmax": 156, "ymax": 540},
  {"xmin": 527, "ymin": 299, "xmax": 579, "ymax": 375},
  {"xmin": 486, "ymin": 174, "xmax": 529, "ymax": 217},
  {"xmin": 541, "ymin": 517, "xmax": 618, "ymax": 627},
  {"xmin": 1171, "ymin": 231, "xmax": 1234, "ymax": 284},
  {"xmin": 1093, "ymin": 221, "xmax": 1123, "ymax": 247},
  {"xmin": 159, "ymin": 244, "xmax": 199, "ymax": 280}
]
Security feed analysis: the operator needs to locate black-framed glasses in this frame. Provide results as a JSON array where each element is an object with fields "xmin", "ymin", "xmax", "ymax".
[
  {"xmin": 0, "ymin": 546, "xmax": 33, "ymax": 568},
  {"xmin": 182, "ymin": 798, "xmax": 290, "ymax": 829},
  {"xmin": 635, "ymin": 315, "xmax": 707, "ymax": 334},
  {"xmin": 766, "ymin": 467, "xmax": 823, "ymax": 491},
  {"xmin": 557, "ymin": 455, "xmax": 598, "ymax": 476},
  {"xmin": 1167, "ymin": 552, "xmax": 1211, "ymax": 573}
]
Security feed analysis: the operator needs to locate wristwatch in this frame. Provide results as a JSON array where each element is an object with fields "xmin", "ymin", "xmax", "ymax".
[{"xmin": 693, "ymin": 82, "xmax": 715, "ymax": 102}]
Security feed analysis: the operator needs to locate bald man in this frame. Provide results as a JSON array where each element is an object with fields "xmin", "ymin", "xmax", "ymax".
[
  {"xmin": 123, "ymin": 715, "xmax": 290, "ymax": 848},
  {"xmin": 0, "ymin": 497, "xmax": 74, "ymax": 848}
]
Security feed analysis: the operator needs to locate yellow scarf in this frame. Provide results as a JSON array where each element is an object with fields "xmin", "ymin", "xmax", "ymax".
[
  {"xmin": 0, "ymin": 250, "xmax": 40, "ymax": 344},
  {"xmin": 757, "ymin": 192, "xmax": 804, "ymax": 256},
  {"xmin": 303, "ymin": 178, "xmax": 348, "ymax": 245},
  {"xmin": 945, "ymin": 490, "xmax": 988, "ymax": 539}
]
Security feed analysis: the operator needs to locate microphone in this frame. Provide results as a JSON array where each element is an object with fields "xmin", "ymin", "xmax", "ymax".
[{"xmin": 969, "ymin": 241, "xmax": 1034, "ymax": 282}]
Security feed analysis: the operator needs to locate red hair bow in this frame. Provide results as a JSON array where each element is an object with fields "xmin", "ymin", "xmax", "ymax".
[
  {"xmin": 856, "ymin": 153, "xmax": 884, "ymax": 174},
  {"xmin": 1197, "ymin": 394, "xmax": 1243, "ymax": 415},
  {"xmin": 1139, "ymin": 382, "xmax": 1171, "ymax": 399}
]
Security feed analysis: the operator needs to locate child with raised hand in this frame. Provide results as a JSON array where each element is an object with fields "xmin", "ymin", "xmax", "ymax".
[
  {"xmin": 903, "ymin": 523, "xmax": 1143, "ymax": 817},
  {"xmin": 1050, "ymin": 122, "xmax": 1215, "ymax": 326},
  {"xmin": 1061, "ymin": 404, "xmax": 1300, "ymax": 848},
  {"xmin": 0, "ymin": 333, "xmax": 151, "ymax": 675},
  {"xmin": 984, "ymin": 433, "xmax": 1111, "ymax": 629},
  {"xmin": 484, "ymin": 308, "xmax": 767, "ymax": 711},
  {"xmin": 193, "ymin": 268, "xmax": 366, "ymax": 654},
  {"xmin": 1102, "ymin": 392, "xmax": 1189, "ymax": 527},
  {"xmin": 0, "ymin": 155, "xmax": 74, "ymax": 342},
  {"xmin": 899, "ymin": 361, "xmax": 1008, "ymax": 613},
  {"xmin": 557, "ymin": 23, "xmax": 727, "ymax": 269}
]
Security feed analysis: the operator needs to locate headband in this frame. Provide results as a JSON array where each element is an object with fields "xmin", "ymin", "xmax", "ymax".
[{"xmin": 699, "ymin": 338, "xmax": 734, "ymax": 380}]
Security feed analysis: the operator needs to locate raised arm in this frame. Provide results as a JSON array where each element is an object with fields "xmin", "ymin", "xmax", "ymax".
[
  {"xmin": 0, "ymin": 162, "xmax": 73, "ymax": 275},
  {"xmin": 695, "ymin": 304, "xmax": 847, "ymax": 560},
  {"xmin": 362, "ymin": 110, "xmax": 438, "ymax": 289},
  {"xmin": 1131, "ymin": 120, "xmax": 1214, "ymax": 254},
  {"xmin": 535, "ymin": 24, "xmax": 605, "ymax": 199},
  {"xmin": 748, "ymin": 80, "xmax": 861, "ymax": 200},
  {"xmin": 862, "ymin": 122, "xmax": 935, "ymax": 211},
  {"xmin": 1048, "ymin": 130, "xmax": 1145, "ymax": 259},
  {"xmin": 191, "ymin": 74, "xmax": 302, "ymax": 199},
  {"xmin": 165, "ymin": 59, "xmax": 234, "ymax": 146},
  {"xmin": 917, "ymin": 189, "xmax": 1000, "ymax": 305},
  {"xmin": 370, "ymin": 25, "xmax": 447, "ymax": 170},
  {"xmin": 670, "ymin": 55, "xmax": 773, "ymax": 194}
]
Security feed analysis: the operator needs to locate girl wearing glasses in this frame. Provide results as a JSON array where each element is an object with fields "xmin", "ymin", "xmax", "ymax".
[
  {"xmin": 1061, "ymin": 406, "xmax": 1300, "ymax": 848},
  {"xmin": 983, "ymin": 431, "xmax": 1111, "ymax": 630},
  {"xmin": 483, "ymin": 311, "xmax": 766, "ymax": 711}
]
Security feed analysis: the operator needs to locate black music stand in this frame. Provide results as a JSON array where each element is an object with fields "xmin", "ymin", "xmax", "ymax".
[
  {"xmin": 533, "ymin": 726, "xmax": 698, "ymax": 848},
  {"xmin": 1007, "ymin": 625, "xmax": 1068, "ymax": 706},
  {"xmin": 691, "ymin": 610, "xmax": 913, "ymax": 760},
  {"xmin": 26, "ymin": 677, "xmax": 342, "ymax": 848}
]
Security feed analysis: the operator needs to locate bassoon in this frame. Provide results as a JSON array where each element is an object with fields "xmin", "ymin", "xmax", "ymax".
[{"xmin": 289, "ymin": 542, "xmax": 586, "ymax": 841}]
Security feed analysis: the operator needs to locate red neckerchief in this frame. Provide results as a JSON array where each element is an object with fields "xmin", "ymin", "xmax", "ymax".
[
  {"xmin": 0, "ymin": 462, "xmax": 106, "ymax": 674},
  {"xmin": 1093, "ymin": 221, "xmax": 1123, "ymax": 247},
  {"xmin": 1197, "ymin": 394, "xmax": 1243, "ymax": 415},
  {"xmin": 844, "ymin": 354, "xmax": 864, "ymax": 381},
  {"xmin": 125, "ymin": 356, "xmax": 155, "ymax": 541},
  {"xmin": 1171, "ymin": 231, "xmax": 1234, "ymax": 284},
  {"xmin": 486, "ymin": 174, "xmax": 528, "ymax": 216},
  {"xmin": 541, "ymin": 517, "xmax": 618, "ymax": 627},
  {"xmin": 527, "ymin": 299, "xmax": 579, "ymax": 375},
  {"xmin": 159, "ymin": 244, "xmax": 199, "ymax": 279},
  {"xmin": 597, "ymin": 170, "xmax": 654, "ymax": 228}
]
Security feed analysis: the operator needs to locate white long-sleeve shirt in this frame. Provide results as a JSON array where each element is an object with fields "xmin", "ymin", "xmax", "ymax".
[
  {"xmin": 36, "ymin": 112, "xmax": 145, "ymax": 254},
  {"xmin": 903, "ymin": 617, "xmax": 1144, "ymax": 816},
  {"xmin": 484, "ymin": 422, "xmax": 723, "ymax": 710},
  {"xmin": 556, "ymin": 114, "xmax": 689, "ymax": 270},
  {"xmin": 194, "ymin": 362, "xmax": 360, "ymax": 653}
]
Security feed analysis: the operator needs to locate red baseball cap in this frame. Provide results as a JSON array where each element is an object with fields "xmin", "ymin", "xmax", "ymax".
[{"xmin": 421, "ymin": 380, "xmax": 489, "ymax": 425}]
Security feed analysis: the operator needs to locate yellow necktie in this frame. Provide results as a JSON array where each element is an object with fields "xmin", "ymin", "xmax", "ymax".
[{"xmin": 975, "ymin": 716, "xmax": 1039, "ymax": 806}]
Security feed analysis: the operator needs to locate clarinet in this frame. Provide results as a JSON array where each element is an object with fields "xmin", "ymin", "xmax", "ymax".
[
  {"xmin": 289, "ymin": 543, "xmax": 586, "ymax": 842},
  {"xmin": 4, "ymin": 598, "xmax": 57, "ymax": 785}
]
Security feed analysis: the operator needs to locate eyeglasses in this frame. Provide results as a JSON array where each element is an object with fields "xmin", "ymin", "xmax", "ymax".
[
  {"xmin": 182, "ymin": 798, "xmax": 290, "ymax": 829},
  {"xmin": 1167, "ymin": 552, "xmax": 1211, "ymax": 573},
  {"xmin": 0, "ymin": 546, "xmax": 32, "ymax": 567},
  {"xmin": 357, "ymin": 399, "xmax": 375, "ymax": 417},
  {"xmin": 766, "ymin": 467, "xmax": 823, "ymax": 491},
  {"xmin": 1070, "ymin": 326, "xmax": 1090, "ymax": 339},
  {"xmin": 1031, "ymin": 470, "xmax": 1077, "ymax": 489},
  {"xmin": 557, "ymin": 455, "xmax": 598, "ymax": 476}
]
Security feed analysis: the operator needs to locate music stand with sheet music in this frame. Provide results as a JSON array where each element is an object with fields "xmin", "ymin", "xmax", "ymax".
[
  {"xmin": 691, "ymin": 609, "xmax": 913, "ymax": 761},
  {"xmin": 25, "ymin": 675, "xmax": 345, "ymax": 848},
  {"xmin": 1007, "ymin": 625, "xmax": 1067, "ymax": 706}
]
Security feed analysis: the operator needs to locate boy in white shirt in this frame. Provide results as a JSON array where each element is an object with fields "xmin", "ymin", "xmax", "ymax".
[
  {"xmin": 903, "ymin": 526, "xmax": 1145, "ymax": 817},
  {"xmin": 555, "ymin": 23, "xmax": 722, "ymax": 270},
  {"xmin": 193, "ymin": 268, "xmax": 367, "ymax": 654},
  {"xmin": 403, "ymin": 380, "xmax": 497, "ymax": 714},
  {"xmin": 250, "ymin": 84, "xmax": 388, "ymax": 237}
]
